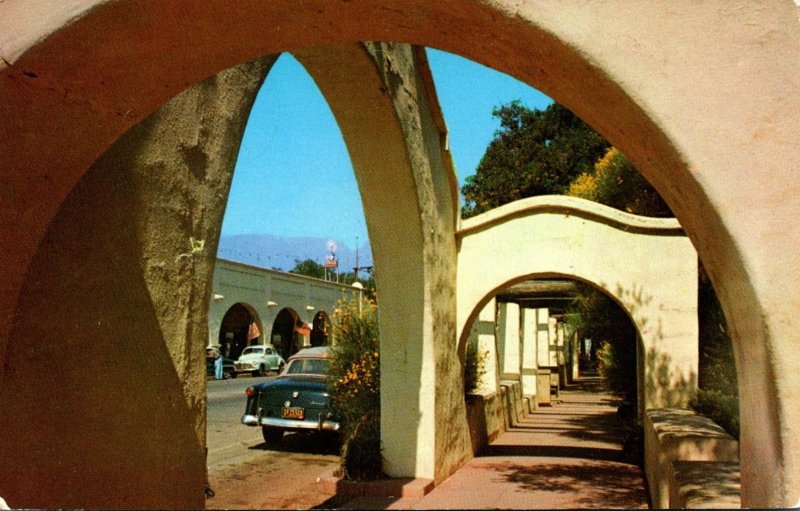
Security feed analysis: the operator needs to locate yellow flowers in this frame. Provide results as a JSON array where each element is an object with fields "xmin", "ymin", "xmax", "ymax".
[
  {"xmin": 328, "ymin": 295, "xmax": 383, "ymax": 480},
  {"xmin": 332, "ymin": 349, "xmax": 380, "ymax": 401}
]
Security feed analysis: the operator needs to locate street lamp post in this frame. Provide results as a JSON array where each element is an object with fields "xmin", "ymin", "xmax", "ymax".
[{"xmin": 352, "ymin": 281, "xmax": 364, "ymax": 316}]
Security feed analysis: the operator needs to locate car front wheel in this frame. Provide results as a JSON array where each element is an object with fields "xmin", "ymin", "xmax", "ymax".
[{"xmin": 262, "ymin": 426, "xmax": 283, "ymax": 446}]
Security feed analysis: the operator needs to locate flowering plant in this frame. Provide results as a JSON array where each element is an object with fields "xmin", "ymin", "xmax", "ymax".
[{"xmin": 328, "ymin": 294, "xmax": 383, "ymax": 480}]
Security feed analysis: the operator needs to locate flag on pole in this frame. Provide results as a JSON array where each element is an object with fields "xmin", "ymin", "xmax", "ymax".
[
  {"xmin": 247, "ymin": 322, "xmax": 261, "ymax": 341},
  {"xmin": 294, "ymin": 323, "xmax": 312, "ymax": 336}
]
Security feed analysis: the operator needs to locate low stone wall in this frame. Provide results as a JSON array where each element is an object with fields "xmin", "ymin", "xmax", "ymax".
[
  {"xmin": 465, "ymin": 388, "xmax": 510, "ymax": 455},
  {"xmin": 645, "ymin": 409, "xmax": 740, "ymax": 508},
  {"xmin": 669, "ymin": 460, "xmax": 740, "ymax": 508}
]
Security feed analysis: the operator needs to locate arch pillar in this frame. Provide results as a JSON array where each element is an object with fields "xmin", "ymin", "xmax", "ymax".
[
  {"xmin": 294, "ymin": 43, "xmax": 469, "ymax": 482},
  {"xmin": 0, "ymin": 56, "xmax": 276, "ymax": 508},
  {"xmin": 520, "ymin": 307, "xmax": 539, "ymax": 406}
]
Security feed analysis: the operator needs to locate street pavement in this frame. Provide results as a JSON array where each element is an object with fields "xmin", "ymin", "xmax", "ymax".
[
  {"xmin": 205, "ymin": 375, "xmax": 340, "ymax": 509},
  {"xmin": 205, "ymin": 375, "xmax": 650, "ymax": 509}
]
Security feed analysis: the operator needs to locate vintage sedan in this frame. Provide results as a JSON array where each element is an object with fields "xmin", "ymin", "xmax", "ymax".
[
  {"xmin": 241, "ymin": 346, "xmax": 339, "ymax": 445},
  {"xmin": 235, "ymin": 344, "xmax": 285, "ymax": 377}
]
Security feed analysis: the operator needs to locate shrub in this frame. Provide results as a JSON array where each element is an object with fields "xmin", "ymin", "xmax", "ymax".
[
  {"xmin": 464, "ymin": 339, "xmax": 489, "ymax": 394},
  {"xmin": 692, "ymin": 267, "xmax": 739, "ymax": 439},
  {"xmin": 596, "ymin": 339, "xmax": 637, "ymax": 407},
  {"xmin": 691, "ymin": 389, "xmax": 739, "ymax": 439},
  {"xmin": 328, "ymin": 294, "xmax": 384, "ymax": 480},
  {"xmin": 567, "ymin": 283, "xmax": 638, "ymax": 407}
]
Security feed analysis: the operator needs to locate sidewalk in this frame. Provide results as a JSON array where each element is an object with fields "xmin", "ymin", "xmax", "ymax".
[{"xmin": 328, "ymin": 377, "xmax": 650, "ymax": 509}]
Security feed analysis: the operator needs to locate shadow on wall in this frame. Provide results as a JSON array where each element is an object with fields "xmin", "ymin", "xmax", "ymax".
[
  {"xmin": 645, "ymin": 347, "xmax": 697, "ymax": 409},
  {"xmin": 608, "ymin": 281, "xmax": 697, "ymax": 409}
]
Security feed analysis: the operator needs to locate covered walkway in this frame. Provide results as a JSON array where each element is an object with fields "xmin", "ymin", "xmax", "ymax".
[{"xmin": 337, "ymin": 377, "xmax": 649, "ymax": 509}]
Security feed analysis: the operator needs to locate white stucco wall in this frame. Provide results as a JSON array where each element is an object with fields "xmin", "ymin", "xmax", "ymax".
[
  {"xmin": 209, "ymin": 259, "xmax": 355, "ymax": 349},
  {"xmin": 457, "ymin": 196, "xmax": 698, "ymax": 409}
]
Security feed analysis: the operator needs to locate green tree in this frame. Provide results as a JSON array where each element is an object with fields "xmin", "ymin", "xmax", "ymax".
[
  {"xmin": 461, "ymin": 101, "xmax": 610, "ymax": 217},
  {"xmin": 289, "ymin": 259, "xmax": 325, "ymax": 279}
]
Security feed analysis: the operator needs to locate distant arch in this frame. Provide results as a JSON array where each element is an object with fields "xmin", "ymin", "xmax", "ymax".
[
  {"xmin": 457, "ymin": 196, "xmax": 698, "ymax": 410},
  {"xmin": 270, "ymin": 307, "xmax": 301, "ymax": 360},
  {"xmin": 218, "ymin": 303, "xmax": 263, "ymax": 360},
  {"xmin": 471, "ymin": 276, "xmax": 647, "ymax": 416},
  {"xmin": 311, "ymin": 311, "xmax": 332, "ymax": 347}
]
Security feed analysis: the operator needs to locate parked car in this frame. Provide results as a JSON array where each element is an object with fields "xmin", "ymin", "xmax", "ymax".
[
  {"xmin": 241, "ymin": 346, "xmax": 339, "ymax": 445},
  {"xmin": 206, "ymin": 349, "xmax": 236, "ymax": 380},
  {"xmin": 235, "ymin": 344, "xmax": 286, "ymax": 377}
]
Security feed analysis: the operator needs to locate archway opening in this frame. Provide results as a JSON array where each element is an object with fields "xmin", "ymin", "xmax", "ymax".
[
  {"xmin": 462, "ymin": 277, "xmax": 647, "ymax": 477},
  {"xmin": 310, "ymin": 311, "xmax": 332, "ymax": 347},
  {"xmin": 217, "ymin": 303, "xmax": 262, "ymax": 360},
  {"xmin": 270, "ymin": 307, "xmax": 301, "ymax": 360}
]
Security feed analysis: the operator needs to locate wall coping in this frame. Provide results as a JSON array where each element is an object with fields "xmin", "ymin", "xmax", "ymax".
[{"xmin": 458, "ymin": 195, "xmax": 684, "ymax": 238}]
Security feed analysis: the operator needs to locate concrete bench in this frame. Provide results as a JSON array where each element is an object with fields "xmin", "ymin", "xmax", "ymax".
[
  {"xmin": 669, "ymin": 460, "xmax": 740, "ymax": 508},
  {"xmin": 644, "ymin": 409, "xmax": 739, "ymax": 508}
]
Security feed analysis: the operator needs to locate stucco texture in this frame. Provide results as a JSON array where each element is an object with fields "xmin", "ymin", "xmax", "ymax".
[
  {"xmin": 457, "ymin": 196, "xmax": 699, "ymax": 410},
  {"xmin": 1, "ymin": 1, "xmax": 799, "ymax": 507}
]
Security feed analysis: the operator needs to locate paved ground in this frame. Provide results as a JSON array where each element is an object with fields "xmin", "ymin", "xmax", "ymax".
[
  {"xmin": 205, "ymin": 376, "xmax": 340, "ymax": 509},
  {"xmin": 337, "ymin": 377, "xmax": 650, "ymax": 509}
]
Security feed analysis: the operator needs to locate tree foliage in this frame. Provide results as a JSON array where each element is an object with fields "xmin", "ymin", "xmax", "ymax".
[
  {"xmin": 565, "ymin": 283, "xmax": 638, "ymax": 406},
  {"xmin": 461, "ymin": 102, "xmax": 610, "ymax": 217},
  {"xmin": 289, "ymin": 259, "xmax": 377, "ymax": 300},
  {"xmin": 567, "ymin": 147, "xmax": 672, "ymax": 217},
  {"xmin": 289, "ymin": 258, "xmax": 326, "ymax": 279}
]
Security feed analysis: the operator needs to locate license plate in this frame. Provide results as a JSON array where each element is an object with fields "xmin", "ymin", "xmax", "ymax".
[{"xmin": 282, "ymin": 407, "xmax": 304, "ymax": 420}]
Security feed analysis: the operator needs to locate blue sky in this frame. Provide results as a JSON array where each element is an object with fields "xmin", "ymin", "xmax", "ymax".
[{"xmin": 219, "ymin": 48, "xmax": 552, "ymax": 249}]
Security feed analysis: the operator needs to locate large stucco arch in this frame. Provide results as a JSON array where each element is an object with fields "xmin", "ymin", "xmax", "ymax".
[
  {"xmin": 457, "ymin": 195, "xmax": 698, "ymax": 410},
  {"xmin": 1, "ymin": 2, "xmax": 798, "ymax": 507},
  {"xmin": 0, "ymin": 40, "xmax": 464, "ymax": 509}
]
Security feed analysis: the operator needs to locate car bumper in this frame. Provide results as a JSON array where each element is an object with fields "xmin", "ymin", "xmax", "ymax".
[
  {"xmin": 241, "ymin": 413, "xmax": 340, "ymax": 431},
  {"xmin": 235, "ymin": 364, "xmax": 258, "ymax": 371}
]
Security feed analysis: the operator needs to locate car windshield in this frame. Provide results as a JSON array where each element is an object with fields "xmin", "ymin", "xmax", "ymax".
[
  {"xmin": 284, "ymin": 358, "xmax": 330, "ymax": 376},
  {"xmin": 242, "ymin": 347, "xmax": 264, "ymax": 356}
]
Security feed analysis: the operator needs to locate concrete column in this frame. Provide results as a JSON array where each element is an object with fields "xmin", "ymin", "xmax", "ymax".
[
  {"xmin": 569, "ymin": 327, "xmax": 580, "ymax": 382},
  {"xmin": 535, "ymin": 308, "xmax": 552, "ymax": 405},
  {"xmin": 556, "ymin": 320, "xmax": 567, "ymax": 387},
  {"xmin": 536, "ymin": 308, "xmax": 551, "ymax": 368},
  {"xmin": 478, "ymin": 299, "xmax": 499, "ymax": 394},
  {"xmin": 520, "ymin": 308, "xmax": 538, "ymax": 406},
  {"xmin": 296, "ymin": 43, "xmax": 470, "ymax": 484},
  {"xmin": 548, "ymin": 316, "xmax": 559, "ymax": 367},
  {"xmin": 497, "ymin": 302, "xmax": 521, "ymax": 381}
]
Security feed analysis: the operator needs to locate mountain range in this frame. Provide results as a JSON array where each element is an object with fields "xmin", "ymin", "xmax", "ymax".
[{"xmin": 216, "ymin": 233, "xmax": 373, "ymax": 274}]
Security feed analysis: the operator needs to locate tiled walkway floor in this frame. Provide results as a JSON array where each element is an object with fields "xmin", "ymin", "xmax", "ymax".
[{"xmin": 341, "ymin": 377, "xmax": 650, "ymax": 509}]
